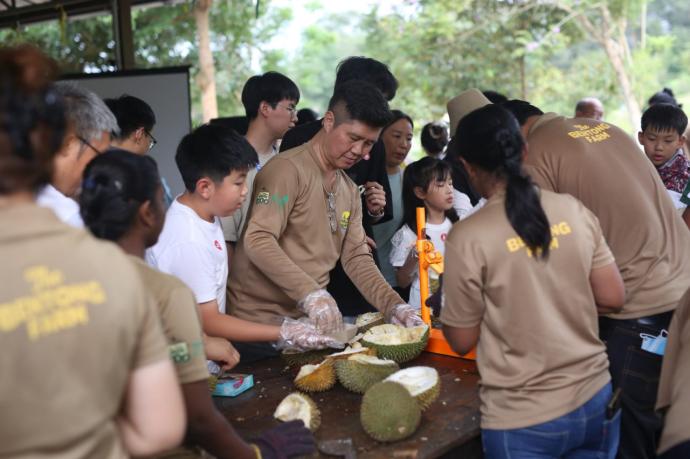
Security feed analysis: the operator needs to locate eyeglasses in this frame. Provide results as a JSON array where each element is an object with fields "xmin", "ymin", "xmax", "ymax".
[
  {"xmin": 277, "ymin": 103, "xmax": 297, "ymax": 116},
  {"xmin": 77, "ymin": 136, "xmax": 104, "ymax": 155},
  {"xmin": 326, "ymin": 191, "xmax": 337, "ymax": 233},
  {"xmin": 144, "ymin": 130, "xmax": 157, "ymax": 151}
]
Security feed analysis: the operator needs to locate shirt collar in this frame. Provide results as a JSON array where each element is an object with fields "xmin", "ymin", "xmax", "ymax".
[{"xmin": 528, "ymin": 113, "xmax": 561, "ymax": 136}]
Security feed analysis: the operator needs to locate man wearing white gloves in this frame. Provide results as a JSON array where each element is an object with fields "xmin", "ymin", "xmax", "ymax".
[{"xmin": 227, "ymin": 80, "xmax": 423, "ymax": 361}]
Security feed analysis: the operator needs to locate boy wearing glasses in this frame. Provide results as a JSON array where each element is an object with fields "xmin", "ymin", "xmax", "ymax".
[
  {"xmin": 105, "ymin": 94, "xmax": 175, "ymax": 207},
  {"xmin": 105, "ymin": 94, "xmax": 158, "ymax": 155},
  {"xmin": 36, "ymin": 81, "xmax": 117, "ymax": 228},
  {"xmin": 221, "ymin": 72, "xmax": 300, "ymax": 254}
]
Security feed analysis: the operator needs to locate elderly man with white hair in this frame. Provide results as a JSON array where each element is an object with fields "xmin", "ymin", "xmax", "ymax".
[{"xmin": 36, "ymin": 81, "xmax": 118, "ymax": 227}]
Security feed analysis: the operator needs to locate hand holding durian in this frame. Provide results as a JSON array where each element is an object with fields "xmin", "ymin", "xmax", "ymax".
[
  {"xmin": 297, "ymin": 289, "xmax": 343, "ymax": 334},
  {"xmin": 276, "ymin": 317, "xmax": 345, "ymax": 353}
]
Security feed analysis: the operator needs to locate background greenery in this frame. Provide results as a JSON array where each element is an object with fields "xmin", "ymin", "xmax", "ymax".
[{"xmin": 2, "ymin": 0, "xmax": 688, "ymax": 158}]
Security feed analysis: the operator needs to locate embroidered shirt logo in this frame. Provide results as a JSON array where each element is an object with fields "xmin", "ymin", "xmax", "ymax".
[
  {"xmin": 505, "ymin": 221, "xmax": 572, "ymax": 257},
  {"xmin": 214, "ymin": 240, "xmax": 222, "ymax": 251},
  {"xmin": 0, "ymin": 266, "xmax": 106, "ymax": 340},
  {"xmin": 169, "ymin": 341, "xmax": 191, "ymax": 364},
  {"xmin": 567, "ymin": 123, "xmax": 611, "ymax": 143},
  {"xmin": 340, "ymin": 211, "xmax": 351, "ymax": 230},
  {"xmin": 271, "ymin": 194, "xmax": 289, "ymax": 208},
  {"xmin": 255, "ymin": 191, "xmax": 270, "ymax": 205}
]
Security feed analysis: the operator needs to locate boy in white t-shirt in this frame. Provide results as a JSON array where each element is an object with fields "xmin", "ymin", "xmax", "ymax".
[{"xmin": 147, "ymin": 124, "xmax": 339, "ymax": 356}]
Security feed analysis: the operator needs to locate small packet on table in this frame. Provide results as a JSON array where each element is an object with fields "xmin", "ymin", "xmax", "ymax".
[{"xmin": 212, "ymin": 373, "xmax": 254, "ymax": 397}]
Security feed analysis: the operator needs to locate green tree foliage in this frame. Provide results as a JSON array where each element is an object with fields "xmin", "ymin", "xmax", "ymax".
[
  {"xmin": 1, "ymin": 1, "xmax": 291, "ymax": 124},
  {"xmin": 0, "ymin": 14, "xmax": 116, "ymax": 73},
  {"xmin": 361, "ymin": 1, "xmax": 577, "ymax": 125},
  {"xmin": 360, "ymin": 0, "xmax": 690, "ymax": 132}
]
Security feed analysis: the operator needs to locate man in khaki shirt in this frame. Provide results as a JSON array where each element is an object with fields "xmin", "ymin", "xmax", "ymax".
[
  {"xmin": 228, "ymin": 80, "xmax": 423, "ymax": 361},
  {"xmin": 504, "ymin": 99, "xmax": 690, "ymax": 459},
  {"xmin": 655, "ymin": 288, "xmax": 690, "ymax": 459}
]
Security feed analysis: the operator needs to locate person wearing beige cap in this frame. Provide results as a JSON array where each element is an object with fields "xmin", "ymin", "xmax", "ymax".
[
  {"xmin": 501, "ymin": 98, "xmax": 690, "ymax": 459},
  {"xmin": 447, "ymin": 88, "xmax": 493, "ymax": 137},
  {"xmin": 442, "ymin": 89, "xmax": 492, "ymax": 213}
]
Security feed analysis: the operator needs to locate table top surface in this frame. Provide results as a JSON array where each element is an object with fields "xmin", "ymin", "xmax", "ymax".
[{"xmin": 214, "ymin": 351, "xmax": 481, "ymax": 459}]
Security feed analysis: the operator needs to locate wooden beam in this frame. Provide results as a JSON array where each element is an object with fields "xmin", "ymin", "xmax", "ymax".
[{"xmin": 111, "ymin": 0, "xmax": 134, "ymax": 70}]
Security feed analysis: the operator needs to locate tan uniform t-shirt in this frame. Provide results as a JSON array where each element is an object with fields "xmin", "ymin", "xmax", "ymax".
[
  {"xmin": 228, "ymin": 142, "xmax": 402, "ymax": 325},
  {"xmin": 441, "ymin": 190, "xmax": 613, "ymax": 430},
  {"xmin": 0, "ymin": 204, "xmax": 168, "ymax": 458},
  {"xmin": 220, "ymin": 150, "xmax": 277, "ymax": 243},
  {"xmin": 656, "ymin": 288, "xmax": 690, "ymax": 454},
  {"xmin": 129, "ymin": 256, "xmax": 209, "ymax": 384},
  {"xmin": 524, "ymin": 114, "xmax": 690, "ymax": 319}
]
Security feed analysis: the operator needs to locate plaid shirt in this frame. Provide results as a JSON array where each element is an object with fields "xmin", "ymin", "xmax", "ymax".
[{"xmin": 658, "ymin": 149, "xmax": 690, "ymax": 193}]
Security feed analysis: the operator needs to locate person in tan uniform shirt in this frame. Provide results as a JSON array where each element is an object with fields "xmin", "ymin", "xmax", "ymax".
[
  {"xmin": 502, "ymin": 99, "xmax": 690, "ymax": 459},
  {"xmin": 0, "ymin": 45, "xmax": 184, "ymax": 458},
  {"xmin": 655, "ymin": 288, "xmax": 690, "ymax": 459},
  {"xmin": 442, "ymin": 104, "xmax": 625, "ymax": 458},
  {"xmin": 80, "ymin": 151, "xmax": 316, "ymax": 459},
  {"xmin": 228, "ymin": 80, "xmax": 424, "ymax": 361}
]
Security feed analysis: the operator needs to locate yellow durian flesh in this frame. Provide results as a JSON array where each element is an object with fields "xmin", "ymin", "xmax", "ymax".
[
  {"xmin": 360, "ymin": 324, "xmax": 429, "ymax": 363},
  {"xmin": 294, "ymin": 360, "xmax": 336, "ymax": 392},
  {"xmin": 384, "ymin": 366, "xmax": 440, "ymax": 410}
]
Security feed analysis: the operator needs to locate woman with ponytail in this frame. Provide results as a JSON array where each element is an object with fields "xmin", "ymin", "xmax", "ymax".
[
  {"xmin": 0, "ymin": 46, "xmax": 184, "ymax": 458},
  {"xmin": 441, "ymin": 104, "xmax": 625, "ymax": 459},
  {"xmin": 80, "ymin": 151, "xmax": 316, "ymax": 459}
]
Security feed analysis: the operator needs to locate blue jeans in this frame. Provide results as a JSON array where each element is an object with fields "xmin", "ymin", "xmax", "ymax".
[{"xmin": 482, "ymin": 383, "xmax": 620, "ymax": 459}]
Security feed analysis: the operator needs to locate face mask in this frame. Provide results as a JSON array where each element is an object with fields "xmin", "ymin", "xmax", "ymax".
[{"xmin": 640, "ymin": 329, "xmax": 668, "ymax": 356}]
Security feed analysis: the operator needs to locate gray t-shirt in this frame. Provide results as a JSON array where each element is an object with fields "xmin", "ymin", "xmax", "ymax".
[{"xmin": 372, "ymin": 170, "xmax": 404, "ymax": 286}]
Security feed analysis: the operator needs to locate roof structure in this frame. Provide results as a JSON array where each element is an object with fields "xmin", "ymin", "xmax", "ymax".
[{"xmin": 0, "ymin": 0, "xmax": 158, "ymax": 28}]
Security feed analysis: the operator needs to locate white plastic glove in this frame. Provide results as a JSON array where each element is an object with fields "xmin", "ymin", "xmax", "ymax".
[
  {"xmin": 297, "ymin": 288, "xmax": 344, "ymax": 335},
  {"xmin": 386, "ymin": 303, "xmax": 425, "ymax": 327},
  {"xmin": 276, "ymin": 318, "xmax": 345, "ymax": 352}
]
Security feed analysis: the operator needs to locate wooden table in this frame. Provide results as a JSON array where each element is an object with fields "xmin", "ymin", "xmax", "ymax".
[{"xmin": 214, "ymin": 352, "xmax": 481, "ymax": 459}]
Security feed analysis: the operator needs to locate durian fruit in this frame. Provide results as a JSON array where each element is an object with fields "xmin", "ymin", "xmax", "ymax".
[
  {"xmin": 281, "ymin": 348, "xmax": 332, "ymax": 367},
  {"xmin": 361, "ymin": 324, "xmax": 429, "ymax": 363},
  {"xmin": 326, "ymin": 344, "xmax": 375, "ymax": 362},
  {"xmin": 360, "ymin": 381, "xmax": 421, "ymax": 442},
  {"xmin": 355, "ymin": 312, "xmax": 385, "ymax": 333},
  {"xmin": 294, "ymin": 360, "xmax": 336, "ymax": 392},
  {"xmin": 384, "ymin": 366, "xmax": 440, "ymax": 410},
  {"xmin": 336, "ymin": 354, "xmax": 399, "ymax": 393},
  {"xmin": 328, "ymin": 323, "xmax": 358, "ymax": 343},
  {"xmin": 274, "ymin": 392, "xmax": 321, "ymax": 431}
]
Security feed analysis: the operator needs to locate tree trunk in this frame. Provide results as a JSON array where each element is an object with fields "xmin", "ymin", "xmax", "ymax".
[
  {"xmin": 602, "ymin": 36, "xmax": 641, "ymax": 130},
  {"xmin": 640, "ymin": 0, "xmax": 647, "ymax": 50},
  {"xmin": 194, "ymin": 0, "xmax": 218, "ymax": 122}
]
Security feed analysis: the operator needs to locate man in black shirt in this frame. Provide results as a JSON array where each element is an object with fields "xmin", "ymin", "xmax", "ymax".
[{"xmin": 280, "ymin": 56, "xmax": 399, "ymax": 317}]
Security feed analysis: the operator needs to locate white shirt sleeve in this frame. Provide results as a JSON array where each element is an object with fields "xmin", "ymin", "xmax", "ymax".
[
  {"xmin": 389, "ymin": 225, "xmax": 417, "ymax": 267},
  {"xmin": 466, "ymin": 197, "xmax": 487, "ymax": 217},
  {"xmin": 153, "ymin": 242, "xmax": 218, "ymax": 305},
  {"xmin": 453, "ymin": 189, "xmax": 474, "ymax": 220}
]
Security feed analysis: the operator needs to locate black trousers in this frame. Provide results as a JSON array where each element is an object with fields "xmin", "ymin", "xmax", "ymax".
[{"xmin": 599, "ymin": 311, "xmax": 673, "ymax": 459}]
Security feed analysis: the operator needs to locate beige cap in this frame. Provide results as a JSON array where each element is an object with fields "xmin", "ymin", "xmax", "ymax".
[{"xmin": 447, "ymin": 89, "xmax": 492, "ymax": 136}]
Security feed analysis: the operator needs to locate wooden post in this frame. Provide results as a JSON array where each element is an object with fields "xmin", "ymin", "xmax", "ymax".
[{"xmin": 111, "ymin": 0, "xmax": 135, "ymax": 70}]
